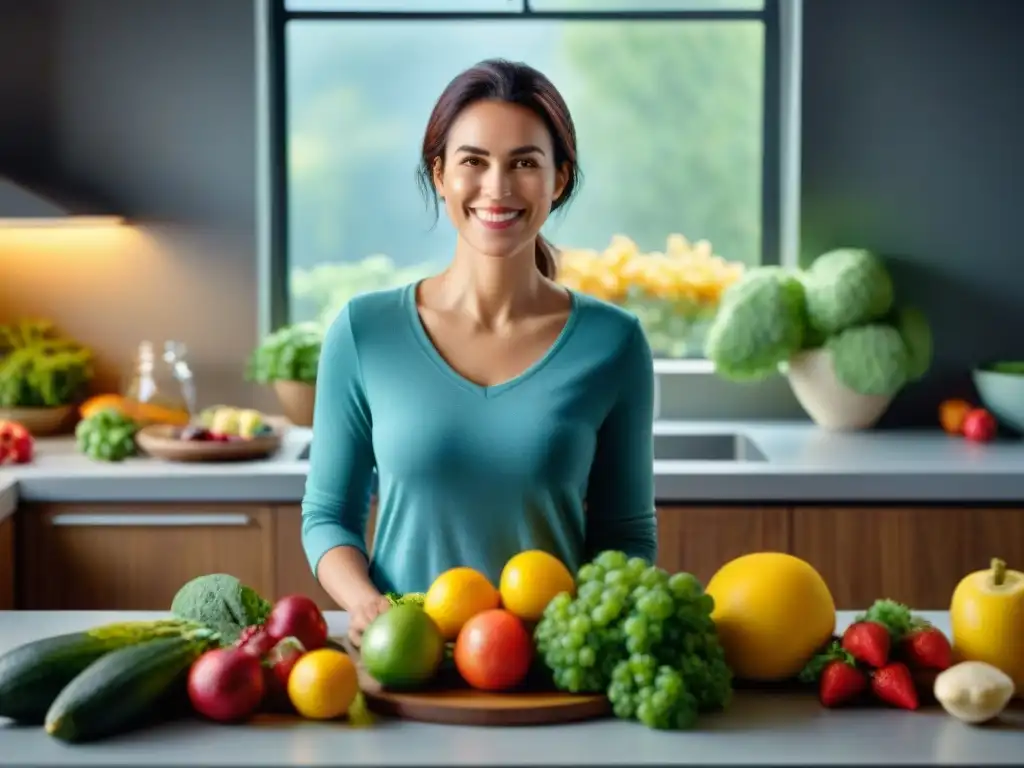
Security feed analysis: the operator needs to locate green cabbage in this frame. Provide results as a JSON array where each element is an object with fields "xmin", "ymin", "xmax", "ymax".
[
  {"xmin": 894, "ymin": 306, "xmax": 933, "ymax": 381},
  {"xmin": 802, "ymin": 249, "xmax": 895, "ymax": 335},
  {"xmin": 826, "ymin": 324, "xmax": 911, "ymax": 397},
  {"xmin": 704, "ymin": 268, "xmax": 807, "ymax": 381}
]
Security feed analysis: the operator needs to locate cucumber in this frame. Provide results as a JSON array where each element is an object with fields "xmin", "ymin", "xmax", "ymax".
[
  {"xmin": 0, "ymin": 618, "xmax": 207, "ymax": 724},
  {"xmin": 45, "ymin": 629, "xmax": 218, "ymax": 743}
]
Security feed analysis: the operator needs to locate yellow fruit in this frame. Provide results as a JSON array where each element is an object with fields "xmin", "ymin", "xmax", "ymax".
[
  {"xmin": 287, "ymin": 648, "xmax": 359, "ymax": 720},
  {"xmin": 499, "ymin": 550, "xmax": 576, "ymax": 623},
  {"xmin": 950, "ymin": 557, "xmax": 1024, "ymax": 697},
  {"xmin": 423, "ymin": 567, "xmax": 501, "ymax": 640},
  {"xmin": 705, "ymin": 552, "xmax": 836, "ymax": 682}
]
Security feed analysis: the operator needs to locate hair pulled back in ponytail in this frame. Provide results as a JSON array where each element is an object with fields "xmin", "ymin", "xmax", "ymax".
[
  {"xmin": 534, "ymin": 235, "xmax": 558, "ymax": 280},
  {"xmin": 417, "ymin": 58, "xmax": 581, "ymax": 280}
]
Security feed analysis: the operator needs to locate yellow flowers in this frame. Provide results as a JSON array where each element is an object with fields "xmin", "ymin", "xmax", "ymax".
[{"xmin": 556, "ymin": 233, "xmax": 745, "ymax": 306}]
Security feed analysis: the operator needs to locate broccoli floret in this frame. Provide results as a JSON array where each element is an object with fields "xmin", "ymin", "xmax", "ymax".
[
  {"xmin": 170, "ymin": 573, "xmax": 272, "ymax": 644},
  {"xmin": 385, "ymin": 591, "xmax": 426, "ymax": 608},
  {"xmin": 802, "ymin": 249, "xmax": 895, "ymax": 335},
  {"xmin": 704, "ymin": 267, "xmax": 807, "ymax": 381},
  {"xmin": 826, "ymin": 324, "xmax": 911, "ymax": 397}
]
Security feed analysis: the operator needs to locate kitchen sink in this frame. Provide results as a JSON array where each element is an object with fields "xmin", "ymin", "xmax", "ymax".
[
  {"xmin": 298, "ymin": 433, "xmax": 768, "ymax": 463},
  {"xmin": 653, "ymin": 433, "xmax": 768, "ymax": 462}
]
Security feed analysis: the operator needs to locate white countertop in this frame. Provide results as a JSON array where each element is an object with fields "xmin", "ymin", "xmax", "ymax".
[
  {"xmin": 1, "ymin": 610, "xmax": 1021, "ymax": 765},
  {"xmin": 2, "ymin": 421, "xmax": 1024, "ymax": 518}
]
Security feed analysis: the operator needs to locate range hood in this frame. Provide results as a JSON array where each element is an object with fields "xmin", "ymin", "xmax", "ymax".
[{"xmin": 0, "ymin": 173, "xmax": 124, "ymax": 227}]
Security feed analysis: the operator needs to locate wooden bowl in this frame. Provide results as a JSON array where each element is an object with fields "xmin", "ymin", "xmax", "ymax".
[
  {"xmin": 135, "ymin": 424, "xmax": 282, "ymax": 463},
  {"xmin": 0, "ymin": 405, "xmax": 74, "ymax": 436}
]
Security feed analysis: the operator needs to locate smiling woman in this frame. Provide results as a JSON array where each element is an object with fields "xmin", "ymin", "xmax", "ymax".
[{"xmin": 300, "ymin": 59, "xmax": 658, "ymax": 647}]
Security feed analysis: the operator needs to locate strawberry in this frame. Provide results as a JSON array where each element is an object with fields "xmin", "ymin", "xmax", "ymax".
[
  {"xmin": 841, "ymin": 621, "xmax": 891, "ymax": 668},
  {"xmin": 819, "ymin": 660, "xmax": 869, "ymax": 707},
  {"xmin": 871, "ymin": 662, "xmax": 919, "ymax": 710},
  {"xmin": 899, "ymin": 627, "xmax": 952, "ymax": 671}
]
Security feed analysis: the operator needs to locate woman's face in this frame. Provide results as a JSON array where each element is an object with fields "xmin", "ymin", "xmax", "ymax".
[{"xmin": 433, "ymin": 99, "xmax": 568, "ymax": 260}]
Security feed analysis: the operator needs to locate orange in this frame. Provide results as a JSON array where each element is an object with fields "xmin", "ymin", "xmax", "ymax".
[
  {"xmin": 705, "ymin": 552, "xmax": 836, "ymax": 682},
  {"xmin": 939, "ymin": 399, "xmax": 973, "ymax": 435},
  {"xmin": 423, "ymin": 567, "xmax": 500, "ymax": 640},
  {"xmin": 287, "ymin": 648, "xmax": 359, "ymax": 720},
  {"xmin": 499, "ymin": 550, "xmax": 576, "ymax": 623}
]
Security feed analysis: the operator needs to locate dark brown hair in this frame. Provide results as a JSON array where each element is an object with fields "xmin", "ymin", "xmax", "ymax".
[{"xmin": 417, "ymin": 58, "xmax": 581, "ymax": 280}]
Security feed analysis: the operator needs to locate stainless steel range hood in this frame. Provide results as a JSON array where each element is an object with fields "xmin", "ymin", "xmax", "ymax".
[{"xmin": 0, "ymin": 174, "xmax": 124, "ymax": 227}]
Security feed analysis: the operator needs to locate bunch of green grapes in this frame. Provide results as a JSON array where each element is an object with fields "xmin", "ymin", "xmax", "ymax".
[{"xmin": 534, "ymin": 550, "xmax": 733, "ymax": 730}]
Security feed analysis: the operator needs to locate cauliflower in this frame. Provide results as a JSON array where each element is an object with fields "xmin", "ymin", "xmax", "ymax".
[
  {"xmin": 704, "ymin": 267, "xmax": 807, "ymax": 381},
  {"xmin": 802, "ymin": 249, "xmax": 894, "ymax": 335},
  {"xmin": 826, "ymin": 324, "xmax": 911, "ymax": 397}
]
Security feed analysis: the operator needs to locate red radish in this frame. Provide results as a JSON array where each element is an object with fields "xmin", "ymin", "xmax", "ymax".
[
  {"xmin": 187, "ymin": 648, "xmax": 265, "ymax": 723},
  {"xmin": 265, "ymin": 594, "xmax": 328, "ymax": 651},
  {"xmin": 261, "ymin": 637, "xmax": 306, "ymax": 713}
]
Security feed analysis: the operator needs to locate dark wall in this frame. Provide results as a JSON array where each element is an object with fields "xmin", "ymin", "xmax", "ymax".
[
  {"xmin": 0, "ymin": 0, "xmax": 55, "ymax": 175},
  {"xmin": 800, "ymin": 0, "xmax": 1024, "ymax": 425}
]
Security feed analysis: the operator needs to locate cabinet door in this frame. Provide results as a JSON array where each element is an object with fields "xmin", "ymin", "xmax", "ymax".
[
  {"xmin": 0, "ymin": 515, "xmax": 13, "ymax": 610},
  {"xmin": 791, "ymin": 506, "xmax": 1024, "ymax": 610},
  {"xmin": 273, "ymin": 503, "xmax": 377, "ymax": 611},
  {"xmin": 655, "ymin": 506, "xmax": 791, "ymax": 586},
  {"xmin": 17, "ymin": 503, "xmax": 274, "ymax": 610}
]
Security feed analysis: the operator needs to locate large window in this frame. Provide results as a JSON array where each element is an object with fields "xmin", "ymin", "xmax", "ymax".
[{"xmin": 268, "ymin": 0, "xmax": 782, "ymax": 359}]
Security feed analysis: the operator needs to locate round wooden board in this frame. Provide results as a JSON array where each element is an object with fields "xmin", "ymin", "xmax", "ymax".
[
  {"xmin": 135, "ymin": 424, "xmax": 282, "ymax": 462},
  {"xmin": 340, "ymin": 638, "xmax": 611, "ymax": 727}
]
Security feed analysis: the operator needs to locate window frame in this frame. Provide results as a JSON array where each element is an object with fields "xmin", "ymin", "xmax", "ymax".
[{"xmin": 256, "ymin": 0, "xmax": 804, "ymax": 415}]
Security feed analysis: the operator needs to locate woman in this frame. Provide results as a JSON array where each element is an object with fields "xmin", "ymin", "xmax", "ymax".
[{"xmin": 301, "ymin": 59, "xmax": 657, "ymax": 645}]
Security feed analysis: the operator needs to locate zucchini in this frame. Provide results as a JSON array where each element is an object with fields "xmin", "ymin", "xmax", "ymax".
[
  {"xmin": 0, "ymin": 618, "xmax": 208, "ymax": 724},
  {"xmin": 45, "ymin": 629, "xmax": 218, "ymax": 743}
]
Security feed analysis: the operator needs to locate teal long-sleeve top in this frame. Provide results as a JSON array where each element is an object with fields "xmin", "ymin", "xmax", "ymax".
[{"xmin": 300, "ymin": 281, "xmax": 657, "ymax": 596}]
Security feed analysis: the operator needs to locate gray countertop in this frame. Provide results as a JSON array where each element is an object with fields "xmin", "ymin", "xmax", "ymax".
[
  {"xmin": 1, "ymin": 610, "xmax": 1021, "ymax": 765},
  {"xmin": 1, "ymin": 421, "xmax": 1023, "ymax": 520}
]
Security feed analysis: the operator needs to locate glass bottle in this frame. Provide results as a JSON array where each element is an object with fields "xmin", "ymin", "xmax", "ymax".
[{"xmin": 123, "ymin": 340, "xmax": 196, "ymax": 426}]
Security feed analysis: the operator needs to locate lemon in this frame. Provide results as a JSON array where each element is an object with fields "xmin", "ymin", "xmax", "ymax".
[
  {"xmin": 287, "ymin": 648, "xmax": 359, "ymax": 720},
  {"xmin": 423, "ymin": 567, "xmax": 500, "ymax": 640},
  {"xmin": 499, "ymin": 550, "xmax": 576, "ymax": 623}
]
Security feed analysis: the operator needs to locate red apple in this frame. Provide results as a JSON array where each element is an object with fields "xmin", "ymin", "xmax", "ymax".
[{"xmin": 962, "ymin": 408, "xmax": 997, "ymax": 442}]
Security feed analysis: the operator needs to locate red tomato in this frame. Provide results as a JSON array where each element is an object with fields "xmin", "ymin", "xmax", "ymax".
[{"xmin": 454, "ymin": 609, "xmax": 533, "ymax": 692}]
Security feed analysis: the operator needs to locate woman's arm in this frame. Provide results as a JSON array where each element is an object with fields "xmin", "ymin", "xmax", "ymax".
[
  {"xmin": 300, "ymin": 302, "xmax": 381, "ymax": 611},
  {"xmin": 584, "ymin": 319, "xmax": 658, "ymax": 563}
]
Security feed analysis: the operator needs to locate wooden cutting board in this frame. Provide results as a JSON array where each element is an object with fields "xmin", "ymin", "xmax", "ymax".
[{"xmin": 338, "ymin": 637, "xmax": 611, "ymax": 726}]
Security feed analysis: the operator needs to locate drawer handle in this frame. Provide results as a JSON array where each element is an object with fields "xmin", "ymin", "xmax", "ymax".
[{"xmin": 50, "ymin": 513, "xmax": 252, "ymax": 527}]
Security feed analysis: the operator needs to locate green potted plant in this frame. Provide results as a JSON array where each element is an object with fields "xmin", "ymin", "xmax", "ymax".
[
  {"xmin": 703, "ymin": 249, "xmax": 933, "ymax": 431},
  {"xmin": 0, "ymin": 319, "xmax": 94, "ymax": 435},
  {"xmin": 246, "ymin": 322, "xmax": 323, "ymax": 427}
]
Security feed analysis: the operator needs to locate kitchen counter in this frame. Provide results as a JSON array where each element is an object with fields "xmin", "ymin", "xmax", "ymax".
[
  {"xmin": 1, "ymin": 610, "xmax": 1021, "ymax": 766},
  {"xmin": 2, "ymin": 420, "xmax": 1024, "ymax": 515}
]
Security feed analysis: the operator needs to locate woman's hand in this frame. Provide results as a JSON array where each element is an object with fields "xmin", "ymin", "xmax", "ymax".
[{"xmin": 346, "ymin": 594, "xmax": 393, "ymax": 647}]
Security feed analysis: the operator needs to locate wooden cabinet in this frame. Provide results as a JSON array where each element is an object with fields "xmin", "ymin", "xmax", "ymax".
[
  {"xmin": 0, "ymin": 514, "xmax": 13, "ymax": 610},
  {"xmin": 790, "ymin": 506, "xmax": 1024, "ymax": 611},
  {"xmin": 17, "ymin": 503, "xmax": 275, "ymax": 610},
  {"xmin": 655, "ymin": 506, "xmax": 790, "ymax": 586},
  {"xmin": 10, "ymin": 501, "xmax": 1024, "ymax": 613}
]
